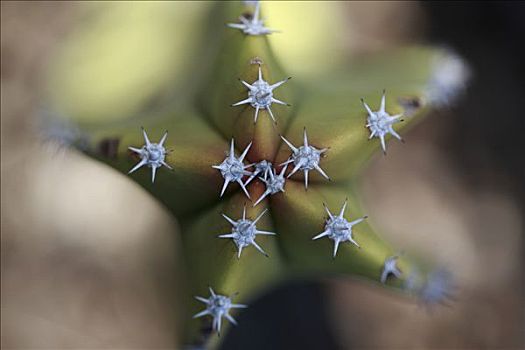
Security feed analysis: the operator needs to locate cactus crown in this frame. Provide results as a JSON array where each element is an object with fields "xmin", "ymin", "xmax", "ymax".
[{"xmin": 46, "ymin": 2, "xmax": 467, "ymax": 348}]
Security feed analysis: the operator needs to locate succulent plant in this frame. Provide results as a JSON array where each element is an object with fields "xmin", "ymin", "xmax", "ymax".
[{"xmin": 45, "ymin": 1, "xmax": 467, "ymax": 348}]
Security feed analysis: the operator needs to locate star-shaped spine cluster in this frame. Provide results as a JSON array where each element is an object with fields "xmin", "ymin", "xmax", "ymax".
[
  {"xmin": 313, "ymin": 200, "xmax": 367, "ymax": 258},
  {"xmin": 128, "ymin": 127, "xmax": 172, "ymax": 183},
  {"xmin": 362, "ymin": 90, "xmax": 404, "ymax": 154},
  {"xmin": 193, "ymin": 287, "xmax": 247, "ymax": 336},
  {"xmin": 253, "ymin": 165, "xmax": 287, "ymax": 206},
  {"xmin": 227, "ymin": 1, "xmax": 278, "ymax": 36},
  {"xmin": 281, "ymin": 128, "xmax": 329, "ymax": 189},
  {"xmin": 381, "ymin": 255, "xmax": 402, "ymax": 283},
  {"xmin": 232, "ymin": 65, "xmax": 290, "ymax": 123},
  {"xmin": 219, "ymin": 205, "xmax": 276, "ymax": 258},
  {"xmin": 419, "ymin": 269, "xmax": 455, "ymax": 305},
  {"xmin": 403, "ymin": 268, "xmax": 455, "ymax": 306},
  {"xmin": 245, "ymin": 160, "xmax": 273, "ymax": 186},
  {"xmin": 213, "ymin": 139, "xmax": 253, "ymax": 198}
]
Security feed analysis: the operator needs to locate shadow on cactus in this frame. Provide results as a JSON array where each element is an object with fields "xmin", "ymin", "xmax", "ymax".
[{"xmin": 46, "ymin": 2, "xmax": 467, "ymax": 348}]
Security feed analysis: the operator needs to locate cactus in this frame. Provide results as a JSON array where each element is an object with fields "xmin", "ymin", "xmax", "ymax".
[{"xmin": 46, "ymin": 1, "xmax": 466, "ymax": 348}]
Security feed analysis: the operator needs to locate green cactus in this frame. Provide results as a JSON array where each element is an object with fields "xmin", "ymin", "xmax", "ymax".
[{"xmin": 46, "ymin": 2, "xmax": 465, "ymax": 348}]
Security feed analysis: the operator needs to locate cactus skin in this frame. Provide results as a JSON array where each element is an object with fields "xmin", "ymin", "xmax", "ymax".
[{"xmin": 51, "ymin": 2, "xmax": 466, "ymax": 348}]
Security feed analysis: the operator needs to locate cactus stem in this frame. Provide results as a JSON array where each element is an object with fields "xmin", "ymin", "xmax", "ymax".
[
  {"xmin": 127, "ymin": 128, "xmax": 172, "ymax": 183},
  {"xmin": 313, "ymin": 200, "xmax": 367, "ymax": 258}
]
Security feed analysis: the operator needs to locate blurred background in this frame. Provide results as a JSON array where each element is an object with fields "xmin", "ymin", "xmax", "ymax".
[{"xmin": 1, "ymin": 1, "xmax": 523, "ymax": 349}]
